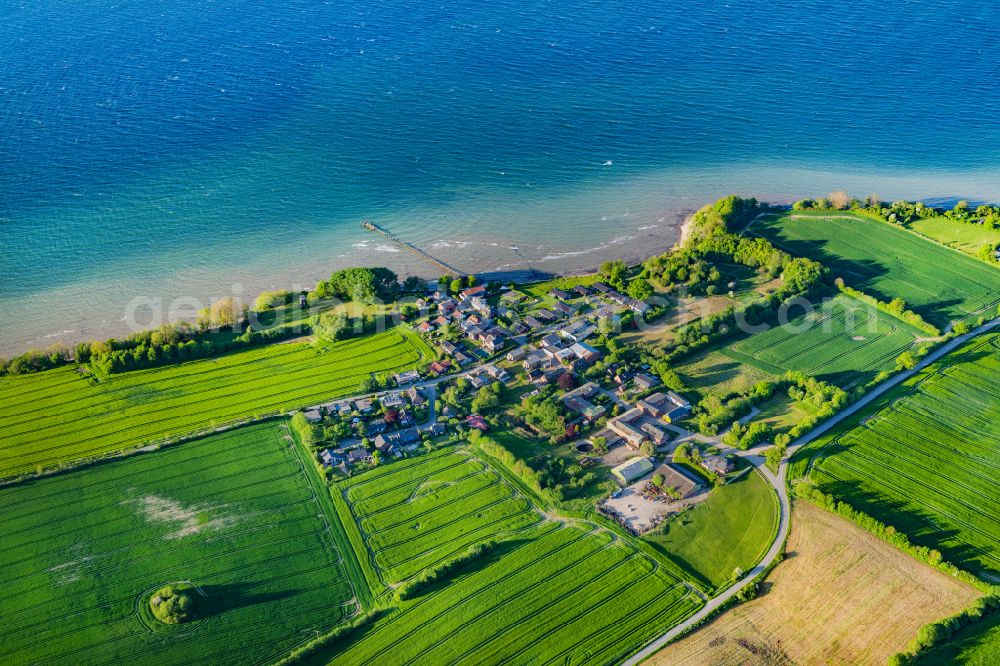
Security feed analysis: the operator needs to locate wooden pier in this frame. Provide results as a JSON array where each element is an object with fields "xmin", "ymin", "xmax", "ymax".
[{"xmin": 361, "ymin": 221, "xmax": 463, "ymax": 276}]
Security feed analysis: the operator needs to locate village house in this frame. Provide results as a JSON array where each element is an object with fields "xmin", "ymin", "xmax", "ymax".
[
  {"xmin": 555, "ymin": 347, "xmax": 577, "ymax": 364},
  {"xmin": 549, "ymin": 288, "xmax": 572, "ymax": 301},
  {"xmin": 630, "ymin": 300, "xmax": 651, "ymax": 315},
  {"xmin": 380, "ymin": 392, "xmax": 404, "ymax": 409},
  {"xmin": 484, "ymin": 364, "xmax": 510, "ymax": 381},
  {"xmin": 702, "ymin": 455, "xmax": 735, "ymax": 476},
  {"xmin": 428, "ymin": 359, "xmax": 451, "ymax": 376},
  {"xmin": 394, "ymin": 370, "xmax": 421, "ymax": 386},
  {"xmin": 640, "ymin": 421, "xmax": 670, "ymax": 445},
  {"xmin": 562, "ymin": 383, "xmax": 606, "ymax": 420},
  {"xmin": 552, "ymin": 301, "xmax": 574, "ymax": 317},
  {"xmin": 524, "ymin": 315, "xmax": 545, "ymax": 330},
  {"xmin": 466, "ymin": 414, "xmax": 489, "ymax": 432},
  {"xmin": 535, "ymin": 308, "xmax": 558, "ymax": 321},
  {"xmin": 416, "ymin": 321, "xmax": 434, "ymax": 334},
  {"xmin": 319, "ymin": 448, "xmax": 343, "ymax": 468},
  {"xmin": 346, "ymin": 447, "xmax": 370, "ymax": 464},
  {"xmin": 439, "ymin": 298, "xmax": 458, "ymax": 314},
  {"xmin": 374, "ymin": 428, "xmax": 420, "ymax": 452},
  {"xmin": 459, "ymin": 285, "xmax": 487, "ymax": 301},
  {"xmin": 365, "ymin": 419, "xmax": 387, "ymax": 435},
  {"xmin": 506, "ymin": 347, "xmax": 527, "ymax": 362},
  {"xmin": 592, "ymin": 281, "xmax": 612, "ymax": 293},
  {"xmin": 354, "ymin": 398, "xmax": 374, "ymax": 413},
  {"xmin": 469, "ymin": 296, "xmax": 493, "ymax": 317},
  {"xmin": 633, "ymin": 372, "xmax": 661, "ymax": 392},
  {"xmin": 454, "ymin": 351, "xmax": 475, "ymax": 366},
  {"xmin": 510, "ymin": 321, "xmax": 530, "ymax": 335},
  {"xmin": 304, "ymin": 409, "xmax": 323, "ymax": 424},
  {"xmin": 573, "ymin": 284, "xmax": 592, "ymax": 297},
  {"xmin": 483, "ymin": 334, "xmax": 505, "ymax": 353},
  {"xmin": 419, "ymin": 422, "xmax": 447, "ymax": 437},
  {"xmin": 523, "ymin": 351, "xmax": 549, "ymax": 370},
  {"xmin": 440, "ymin": 340, "xmax": 459, "ymax": 356},
  {"xmin": 407, "ymin": 386, "xmax": 426, "ymax": 405},
  {"xmin": 569, "ymin": 341, "xmax": 600, "ymax": 363},
  {"xmin": 541, "ymin": 333, "xmax": 563, "ymax": 348}
]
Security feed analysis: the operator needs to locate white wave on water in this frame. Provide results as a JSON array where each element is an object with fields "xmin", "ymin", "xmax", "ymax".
[
  {"xmin": 373, "ymin": 244, "xmax": 400, "ymax": 253},
  {"xmin": 537, "ymin": 234, "xmax": 635, "ymax": 262}
]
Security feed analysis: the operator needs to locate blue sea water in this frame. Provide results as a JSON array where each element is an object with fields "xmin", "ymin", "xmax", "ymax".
[{"xmin": 1, "ymin": 0, "xmax": 999, "ymax": 353}]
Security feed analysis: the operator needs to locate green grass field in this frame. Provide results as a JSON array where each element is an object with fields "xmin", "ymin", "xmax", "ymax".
[
  {"xmin": 317, "ymin": 522, "xmax": 700, "ymax": 665},
  {"xmin": 802, "ymin": 333, "xmax": 1000, "ymax": 580},
  {"xmin": 676, "ymin": 347, "xmax": 777, "ymax": 399},
  {"xmin": 0, "ymin": 328, "xmax": 434, "ymax": 479},
  {"xmin": 726, "ymin": 293, "xmax": 923, "ymax": 387},
  {"xmin": 337, "ymin": 449, "xmax": 542, "ymax": 584},
  {"xmin": 0, "ymin": 421, "xmax": 355, "ymax": 665},
  {"xmin": 643, "ymin": 467, "xmax": 779, "ymax": 591},
  {"xmin": 906, "ymin": 216, "xmax": 1000, "ymax": 257},
  {"xmin": 320, "ymin": 447, "xmax": 703, "ymax": 664},
  {"xmin": 749, "ymin": 212, "xmax": 1000, "ymax": 326}
]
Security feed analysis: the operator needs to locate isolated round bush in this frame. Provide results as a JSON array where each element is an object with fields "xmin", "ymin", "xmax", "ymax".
[{"xmin": 149, "ymin": 584, "xmax": 198, "ymax": 624}]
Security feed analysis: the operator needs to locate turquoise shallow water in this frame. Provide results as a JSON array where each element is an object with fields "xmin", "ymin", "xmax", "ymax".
[{"xmin": 1, "ymin": 0, "xmax": 998, "ymax": 354}]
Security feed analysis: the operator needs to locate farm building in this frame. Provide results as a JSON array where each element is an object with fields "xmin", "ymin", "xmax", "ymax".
[
  {"xmin": 608, "ymin": 409, "xmax": 649, "ymax": 448},
  {"xmin": 304, "ymin": 409, "xmax": 323, "ymax": 424},
  {"xmin": 612, "ymin": 457, "xmax": 655, "ymax": 484},
  {"xmin": 653, "ymin": 463, "xmax": 704, "ymax": 498}
]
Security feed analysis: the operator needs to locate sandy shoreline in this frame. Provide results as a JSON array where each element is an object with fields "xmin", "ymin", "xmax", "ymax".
[{"xmin": 1, "ymin": 210, "xmax": 692, "ymax": 358}]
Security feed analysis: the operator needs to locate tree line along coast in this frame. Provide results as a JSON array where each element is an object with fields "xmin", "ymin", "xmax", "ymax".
[{"xmin": 0, "ymin": 192, "xmax": 997, "ymax": 665}]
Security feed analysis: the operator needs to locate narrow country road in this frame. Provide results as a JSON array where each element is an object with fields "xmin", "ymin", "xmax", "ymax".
[{"xmin": 622, "ymin": 317, "xmax": 998, "ymax": 665}]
